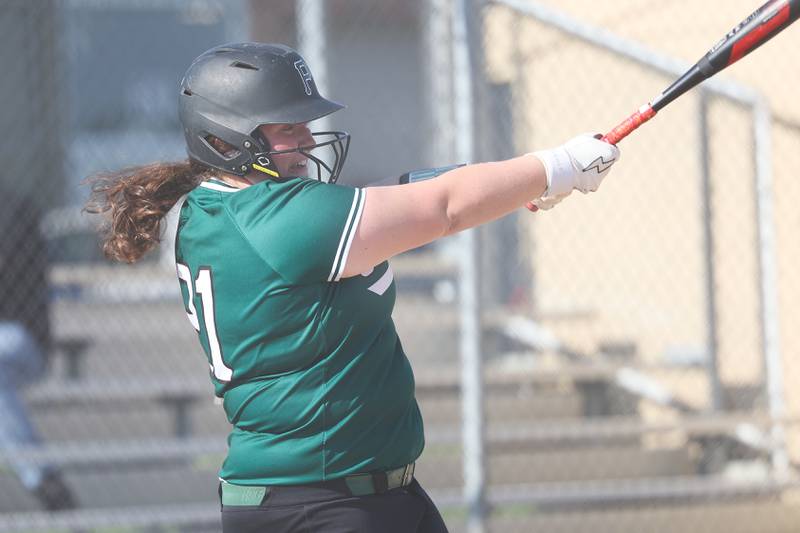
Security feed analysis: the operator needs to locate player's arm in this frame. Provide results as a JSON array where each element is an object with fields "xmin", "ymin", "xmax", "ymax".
[
  {"xmin": 340, "ymin": 156, "xmax": 544, "ymax": 279},
  {"xmin": 340, "ymin": 134, "xmax": 620, "ymax": 278}
]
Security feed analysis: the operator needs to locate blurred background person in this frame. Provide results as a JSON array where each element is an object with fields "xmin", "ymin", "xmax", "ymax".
[{"xmin": 0, "ymin": 185, "xmax": 77, "ymax": 511}]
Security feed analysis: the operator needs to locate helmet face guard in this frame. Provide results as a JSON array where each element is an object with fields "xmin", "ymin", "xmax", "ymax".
[
  {"xmin": 251, "ymin": 131, "xmax": 351, "ymax": 184},
  {"xmin": 179, "ymin": 43, "xmax": 350, "ymax": 183}
]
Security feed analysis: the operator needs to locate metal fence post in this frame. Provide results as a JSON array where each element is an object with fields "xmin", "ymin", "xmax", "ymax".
[
  {"xmin": 297, "ymin": 0, "xmax": 330, "ymax": 133},
  {"xmin": 426, "ymin": 0, "xmax": 455, "ymax": 166},
  {"xmin": 454, "ymin": 0, "xmax": 486, "ymax": 531},
  {"xmin": 753, "ymin": 98, "xmax": 789, "ymax": 477},
  {"xmin": 698, "ymin": 90, "xmax": 723, "ymax": 414}
]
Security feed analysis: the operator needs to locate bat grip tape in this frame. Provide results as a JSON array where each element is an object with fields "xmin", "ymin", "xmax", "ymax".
[{"xmin": 602, "ymin": 105, "xmax": 657, "ymax": 145}]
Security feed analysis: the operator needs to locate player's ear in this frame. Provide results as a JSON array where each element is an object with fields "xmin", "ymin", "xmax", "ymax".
[{"xmin": 204, "ymin": 135, "xmax": 242, "ymax": 159}]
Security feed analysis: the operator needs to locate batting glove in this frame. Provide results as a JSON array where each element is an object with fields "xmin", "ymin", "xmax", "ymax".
[{"xmin": 528, "ymin": 134, "xmax": 620, "ymax": 211}]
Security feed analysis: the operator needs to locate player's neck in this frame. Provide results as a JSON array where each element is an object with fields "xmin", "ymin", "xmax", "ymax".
[{"xmin": 214, "ymin": 172, "xmax": 265, "ymax": 190}]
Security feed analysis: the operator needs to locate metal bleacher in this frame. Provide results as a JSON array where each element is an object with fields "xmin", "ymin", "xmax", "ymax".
[{"xmin": 2, "ymin": 253, "xmax": 800, "ymax": 533}]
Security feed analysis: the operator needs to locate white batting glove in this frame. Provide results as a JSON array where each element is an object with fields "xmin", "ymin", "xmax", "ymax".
[
  {"xmin": 529, "ymin": 134, "xmax": 620, "ymax": 210},
  {"xmin": 529, "ymin": 192, "xmax": 569, "ymax": 211}
]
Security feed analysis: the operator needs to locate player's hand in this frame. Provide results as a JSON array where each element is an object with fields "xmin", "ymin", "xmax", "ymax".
[
  {"xmin": 526, "ymin": 192, "xmax": 569, "ymax": 211},
  {"xmin": 526, "ymin": 134, "xmax": 620, "ymax": 212}
]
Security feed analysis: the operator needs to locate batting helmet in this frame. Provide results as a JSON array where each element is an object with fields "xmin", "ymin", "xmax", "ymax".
[{"xmin": 178, "ymin": 42, "xmax": 350, "ymax": 183}]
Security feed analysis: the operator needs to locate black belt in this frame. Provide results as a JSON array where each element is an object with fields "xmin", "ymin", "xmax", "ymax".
[{"xmin": 220, "ymin": 462, "xmax": 415, "ymax": 506}]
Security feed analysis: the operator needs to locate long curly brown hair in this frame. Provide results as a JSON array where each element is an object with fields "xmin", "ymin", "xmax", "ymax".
[{"xmin": 84, "ymin": 160, "xmax": 213, "ymax": 263}]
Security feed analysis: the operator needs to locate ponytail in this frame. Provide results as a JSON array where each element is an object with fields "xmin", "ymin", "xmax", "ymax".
[{"xmin": 84, "ymin": 160, "xmax": 211, "ymax": 263}]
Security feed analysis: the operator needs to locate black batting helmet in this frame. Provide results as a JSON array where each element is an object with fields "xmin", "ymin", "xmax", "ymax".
[{"xmin": 178, "ymin": 43, "xmax": 350, "ymax": 183}]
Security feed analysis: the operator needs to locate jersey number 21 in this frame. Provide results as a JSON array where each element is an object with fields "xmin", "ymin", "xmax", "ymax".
[{"xmin": 176, "ymin": 263, "xmax": 232, "ymax": 382}]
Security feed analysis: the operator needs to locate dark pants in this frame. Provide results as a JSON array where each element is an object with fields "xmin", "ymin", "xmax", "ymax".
[{"xmin": 220, "ymin": 478, "xmax": 449, "ymax": 533}]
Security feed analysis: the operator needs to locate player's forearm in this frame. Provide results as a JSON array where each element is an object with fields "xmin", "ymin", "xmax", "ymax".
[
  {"xmin": 343, "ymin": 136, "xmax": 618, "ymax": 278},
  {"xmin": 437, "ymin": 155, "xmax": 547, "ymax": 236}
]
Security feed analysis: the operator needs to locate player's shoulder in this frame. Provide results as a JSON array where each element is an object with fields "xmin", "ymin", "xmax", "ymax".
[
  {"xmin": 185, "ymin": 177, "xmax": 283, "ymax": 209},
  {"xmin": 183, "ymin": 178, "xmax": 239, "ymax": 209},
  {"xmin": 185, "ymin": 177, "xmax": 357, "ymax": 226},
  {"xmin": 227, "ymin": 176, "xmax": 356, "ymax": 213}
]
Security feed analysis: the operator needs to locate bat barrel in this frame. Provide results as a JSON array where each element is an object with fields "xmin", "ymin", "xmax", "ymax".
[
  {"xmin": 602, "ymin": 0, "xmax": 800, "ymax": 146},
  {"xmin": 704, "ymin": 0, "xmax": 800, "ymax": 71}
]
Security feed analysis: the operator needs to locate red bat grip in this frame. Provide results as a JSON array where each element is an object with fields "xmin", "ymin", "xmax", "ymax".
[{"xmin": 602, "ymin": 105, "xmax": 657, "ymax": 145}]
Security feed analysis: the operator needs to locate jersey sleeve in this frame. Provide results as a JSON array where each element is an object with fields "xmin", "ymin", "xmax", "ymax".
[{"xmin": 227, "ymin": 179, "xmax": 365, "ymax": 284}]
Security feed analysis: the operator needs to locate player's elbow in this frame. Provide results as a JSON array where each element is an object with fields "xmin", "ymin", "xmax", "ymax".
[
  {"xmin": 442, "ymin": 205, "xmax": 460, "ymax": 237},
  {"xmin": 410, "ymin": 181, "xmax": 457, "ymax": 239},
  {"xmin": 427, "ymin": 185, "xmax": 457, "ymax": 238},
  {"xmin": 442, "ymin": 191, "xmax": 473, "ymax": 237}
]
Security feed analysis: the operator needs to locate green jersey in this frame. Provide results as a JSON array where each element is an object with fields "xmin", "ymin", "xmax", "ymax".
[{"xmin": 174, "ymin": 177, "xmax": 424, "ymax": 485}]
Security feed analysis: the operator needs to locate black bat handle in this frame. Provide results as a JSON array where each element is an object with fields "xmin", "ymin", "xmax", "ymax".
[{"xmin": 652, "ymin": 65, "xmax": 707, "ymax": 112}]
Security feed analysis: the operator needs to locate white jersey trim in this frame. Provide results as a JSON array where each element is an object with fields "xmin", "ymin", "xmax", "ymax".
[
  {"xmin": 367, "ymin": 265, "xmax": 394, "ymax": 295},
  {"xmin": 199, "ymin": 180, "xmax": 239, "ymax": 193},
  {"xmin": 328, "ymin": 188, "xmax": 366, "ymax": 282},
  {"xmin": 336, "ymin": 190, "xmax": 366, "ymax": 282}
]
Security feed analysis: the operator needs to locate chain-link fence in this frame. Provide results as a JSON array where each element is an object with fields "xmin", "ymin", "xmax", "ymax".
[{"xmin": 1, "ymin": 0, "xmax": 799, "ymax": 532}]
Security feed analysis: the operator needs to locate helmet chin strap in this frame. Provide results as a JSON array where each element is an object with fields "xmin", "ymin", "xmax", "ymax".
[
  {"xmin": 251, "ymin": 157, "xmax": 281, "ymax": 178},
  {"xmin": 242, "ymin": 130, "xmax": 349, "ymax": 183}
]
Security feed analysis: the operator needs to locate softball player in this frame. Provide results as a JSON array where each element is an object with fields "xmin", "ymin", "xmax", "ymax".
[{"xmin": 87, "ymin": 43, "xmax": 619, "ymax": 532}]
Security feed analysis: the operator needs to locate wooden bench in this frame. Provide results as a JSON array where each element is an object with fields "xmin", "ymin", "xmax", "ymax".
[
  {"xmin": 51, "ymin": 337, "xmax": 92, "ymax": 381},
  {"xmin": 26, "ymin": 377, "xmax": 213, "ymax": 438},
  {"xmin": 0, "ymin": 502, "xmax": 219, "ymax": 533},
  {"xmin": 25, "ymin": 363, "xmax": 792, "ymax": 453},
  {"xmin": 3, "ymin": 412, "xmax": 792, "ymax": 469},
  {"xmin": 23, "ymin": 364, "xmax": 622, "ymax": 438}
]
